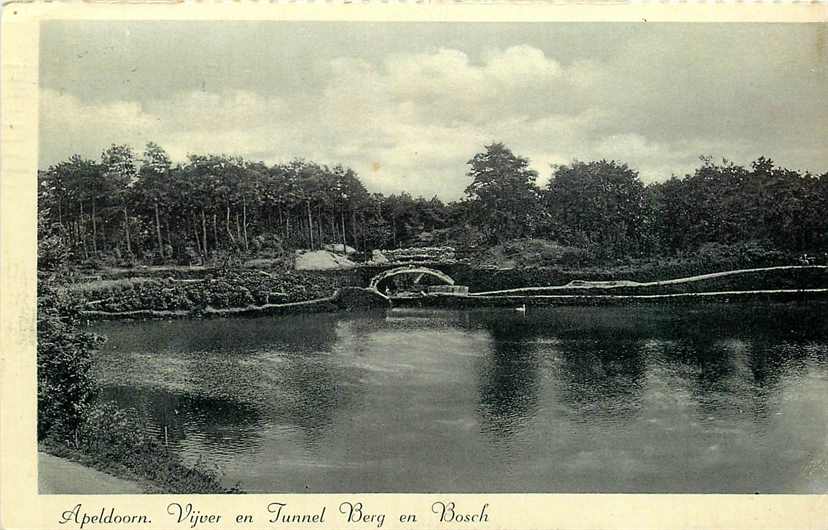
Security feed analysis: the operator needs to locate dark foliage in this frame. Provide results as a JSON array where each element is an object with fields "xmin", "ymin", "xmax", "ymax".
[
  {"xmin": 37, "ymin": 279, "xmax": 99, "ymax": 441},
  {"xmin": 38, "ymin": 198, "xmax": 240, "ymax": 492},
  {"xmin": 37, "ymin": 206, "xmax": 99, "ymax": 440},
  {"xmin": 38, "ymin": 143, "xmax": 826, "ymax": 269},
  {"xmin": 75, "ymin": 401, "xmax": 238, "ymax": 493},
  {"xmin": 73, "ymin": 270, "xmax": 343, "ymax": 313}
]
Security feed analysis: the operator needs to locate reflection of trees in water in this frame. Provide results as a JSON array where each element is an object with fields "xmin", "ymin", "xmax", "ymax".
[
  {"xmin": 98, "ymin": 314, "xmax": 363, "ymax": 451},
  {"xmin": 656, "ymin": 335, "xmax": 746, "ymax": 419},
  {"xmin": 214, "ymin": 314, "xmax": 342, "ymax": 353},
  {"xmin": 748, "ymin": 340, "xmax": 811, "ymax": 388},
  {"xmin": 273, "ymin": 354, "xmax": 351, "ymax": 447},
  {"xmin": 555, "ymin": 336, "xmax": 646, "ymax": 420},
  {"xmin": 666, "ymin": 337, "xmax": 736, "ymax": 392},
  {"xmin": 476, "ymin": 318, "xmax": 542, "ymax": 439},
  {"xmin": 98, "ymin": 314, "xmax": 343, "ymax": 355},
  {"xmin": 474, "ymin": 314, "xmax": 650, "ymax": 436},
  {"xmin": 654, "ymin": 329, "xmax": 817, "ymax": 422},
  {"xmin": 98, "ymin": 385, "xmax": 262, "ymax": 450},
  {"xmin": 264, "ymin": 318, "xmax": 376, "ymax": 448},
  {"xmin": 96, "ymin": 303, "xmax": 827, "ymax": 467},
  {"xmin": 667, "ymin": 304, "xmax": 818, "ymax": 348},
  {"xmin": 460, "ymin": 305, "xmax": 824, "ymax": 446},
  {"xmin": 743, "ymin": 339, "xmax": 816, "ymax": 424},
  {"xmin": 620, "ymin": 303, "xmax": 827, "ymax": 423}
]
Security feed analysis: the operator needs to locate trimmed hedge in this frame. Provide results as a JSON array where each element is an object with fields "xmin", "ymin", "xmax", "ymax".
[{"xmin": 72, "ymin": 270, "xmax": 345, "ymax": 313}]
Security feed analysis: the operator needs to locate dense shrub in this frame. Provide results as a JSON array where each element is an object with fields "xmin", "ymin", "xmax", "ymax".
[
  {"xmin": 72, "ymin": 401, "xmax": 238, "ymax": 493},
  {"xmin": 70, "ymin": 269, "xmax": 344, "ymax": 314},
  {"xmin": 695, "ymin": 241, "xmax": 787, "ymax": 268},
  {"xmin": 38, "ymin": 209, "xmax": 240, "ymax": 492},
  {"xmin": 38, "ymin": 281, "xmax": 239, "ymax": 492},
  {"xmin": 37, "ymin": 277, "xmax": 100, "ymax": 442},
  {"xmin": 473, "ymin": 238, "xmax": 588, "ymax": 268},
  {"xmin": 38, "ymin": 227, "xmax": 72, "ymax": 271}
]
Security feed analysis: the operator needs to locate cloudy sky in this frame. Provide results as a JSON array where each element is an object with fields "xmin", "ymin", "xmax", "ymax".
[{"xmin": 40, "ymin": 22, "xmax": 826, "ymax": 199}]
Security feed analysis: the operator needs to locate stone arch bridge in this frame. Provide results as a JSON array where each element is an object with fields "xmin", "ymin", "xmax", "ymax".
[{"xmin": 368, "ymin": 266, "xmax": 456, "ymax": 291}]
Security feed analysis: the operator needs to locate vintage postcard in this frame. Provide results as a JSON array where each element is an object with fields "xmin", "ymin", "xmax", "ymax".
[{"xmin": 1, "ymin": 2, "xmax": 827, "ymax": 529}]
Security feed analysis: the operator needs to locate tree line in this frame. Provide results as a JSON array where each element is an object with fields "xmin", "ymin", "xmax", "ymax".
[
  {"xmin": 39, "ymin": 143, "xmax": 451, "ymax": 265},
  {"xmin": 38, "ymin": 141, "xmax": 827, "ymax": 266}
]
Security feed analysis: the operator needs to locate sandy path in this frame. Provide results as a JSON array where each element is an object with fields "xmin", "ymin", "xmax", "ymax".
[{"xmin": 38, "ymin": 452, "xmax": 144, "ymax": 494}]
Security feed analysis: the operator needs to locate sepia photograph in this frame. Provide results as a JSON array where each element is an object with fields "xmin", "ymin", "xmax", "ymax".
[{"xmin": 28, "ymin": 15, "xmax": 828, "ymax": 501}]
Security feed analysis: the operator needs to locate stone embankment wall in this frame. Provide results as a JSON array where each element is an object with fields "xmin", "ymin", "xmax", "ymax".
[{"xmin": 70, "ymin": 264, "xmax": 827, "ymax": 320}]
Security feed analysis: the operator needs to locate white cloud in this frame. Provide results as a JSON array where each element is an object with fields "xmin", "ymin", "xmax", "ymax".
[
  {"xmin": 483, "ymin": 45, "xmax": 562, "ymax": 88},
  {"xmin": 40, "ymin": 38, "xmax": 828, "ymax": 199},
  {"xmin": 41, "ymin": 90, "xmax": 157, "ymax": 160},
  {"xmin": 151, "ymin": 90, "xmax": 285, "ymax": 131}
]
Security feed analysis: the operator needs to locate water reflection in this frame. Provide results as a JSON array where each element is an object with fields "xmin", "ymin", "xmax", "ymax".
[
  {"xmin": 90, "ymin": 302, "xmax": 828, "ymax": 493},
  {"xmin": 272, "ymin": 351, "xmax": 351, "ymax": 448},
  {"xmin": 93, "ymin": 314, "xmax": 365, "ymax": 450},
  {"xmin": 748, "ymin": 341, "xmax": 810, "ymax": 387},
  {"xmin": 666, "ymin": 337, "xmax": 739, "ymax": 392},
  {"xmin": 476, "ymin": 317, "xmax": 542, "ymax": 437},
  {"xmin": 93, "ymin": 313, "xmax": 342, "ymax": 355},
  {"xmin": 100, "ymin": 385, "xmax": 262, "ymax": 452},
  {"xmin": 652, "ymin": 317, "xmax": 821, "ymax": 422},
  {"xmin": 743, "ymin": 340, "xmax": 817, "ymax": 424},
  {"xmin": 555, "ymin": 338, "xmax": 646, "ymax": 421}
]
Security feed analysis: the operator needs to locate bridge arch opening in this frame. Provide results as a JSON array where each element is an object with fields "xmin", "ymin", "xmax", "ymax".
[{"xmin": 369, "ymin": 266, "xmax": 455, "ymax": 292}]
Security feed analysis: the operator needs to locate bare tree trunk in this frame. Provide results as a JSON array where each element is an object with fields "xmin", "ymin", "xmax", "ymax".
[
  {"xmin": 123, "ymin": 206, "xmax": 132, "ymax": 255},
  {"xmin": 91, "ymin": 199, "xmax": 98, "ymax": 255},
  {"xmin": 225, "ymin": 205, "xmax": 236, "ymax": 245},
  {"xmin": 306, "ymin": 200, "xmax": 314, "ymax": 249},
  {"xmin": 201, "ymin": 208, "xmax": 208, "ymax": 256},
  {"xmin": 275, "ymin": 207, "xmax": 282, "ymax": 237},
  {"xmin": 341, "ymin": 209, "xmax": 347, "ymax": 249},
  {"xmin": 155, "ymin": 202, "xmax": 164, "ymax": 259},
  {"xmin": 79, "ymin": 204, "xmax": 89, "ymax": 259},
  {"xmin": 317, "ymin": 207, "xmax": 323, "ymax": 247},
  {"xmin": 191, "ymin": 213, "xmax": 202, "ymax": 258},
  {"xmin": 242, "ymin": 197, "xmax": 249, "ymax": 251},
  {"xmin": 212, "ymin": 213, "xmax": 218, "ymax": 249},
  {"xmin": 360, "ymin": 212, "xmax": 366, "ymax": 253},
  {"xmin": 165, "ymin": 217, "xmax": 172, "ymax": 259},
  {"xmin": 235, "ymin": 212, "xmax": 242, "ymax": 244},
  {"xmin": 351, "ymin": 209, "xmax": 358, "ymax": 251},
  {"xmin": 328, "ymin": 213, "xmax": 334, "ymax": 241}
]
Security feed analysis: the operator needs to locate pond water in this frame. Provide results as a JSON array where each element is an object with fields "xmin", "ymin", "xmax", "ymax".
[{"xmin": 90, "ymin": 302, "xmax": 828, "ymax": 493}]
